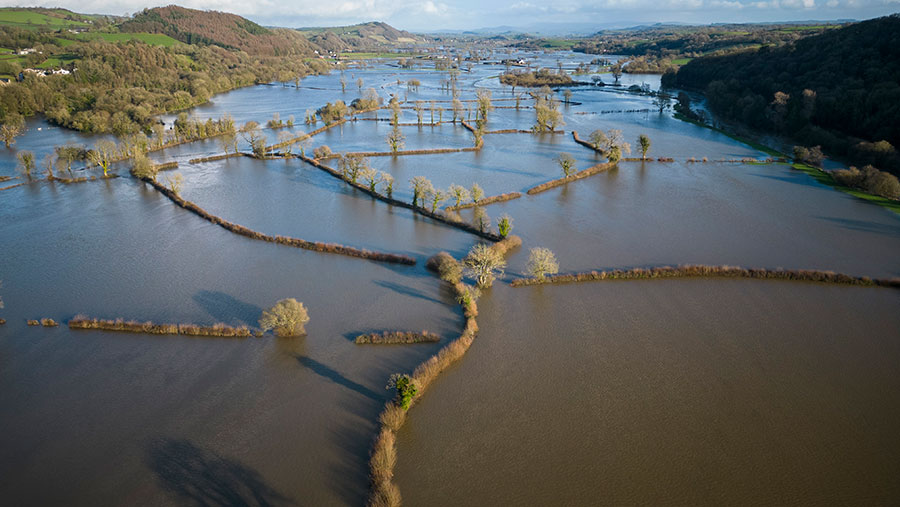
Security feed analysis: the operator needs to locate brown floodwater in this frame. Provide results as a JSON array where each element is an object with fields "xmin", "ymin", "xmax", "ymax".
[{"xmin": 396, "ymin": 280, "xmax": 900, "ymax": 506}]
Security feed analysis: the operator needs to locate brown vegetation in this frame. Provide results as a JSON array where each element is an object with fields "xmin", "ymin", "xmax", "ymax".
[
  {"xmin": 40, "ymin": 318, "xmax": 59, "ymax": 327},
  {"xmin": 355, "ymin": 331, "xmax": 440, "ymax": 344},
  {"xmin": 27, "ymin": 320, "xmax": 39, "ymax": 326},
  {"xmin": 526, "ymin": 162, "xmax": 616, "ymax": 195},
  {"xmin": 68, "ymin": 315, "xmax": 253, "ymax": 337},
  {"xmin": 445, "ymin": 191, "xmax": 522, "ymax": 211},
  {"xmin": 138, "ymin": 175, "xmax": 416, "ymax": 264},
  {"xmin": 510, "ymin": 264, "xmax": 900, "ymax": 288},
  {"xmin": 188, "ymin": 153, "xmax": 246, "ymax": 164}
]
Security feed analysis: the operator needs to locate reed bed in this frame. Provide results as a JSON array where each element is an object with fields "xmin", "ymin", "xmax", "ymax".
[
  {"xmin": 298, "ymin": 154, "xmax": 502, "ymax": 241},
  {"xmin": 355, "ymin": 331, "xmax": 441, "ymax": 344},
  {"xmin": 446, "ymin": 192, "xmax": 522, "ymax": 211},
  {"xmin": 525, "ymin": 162, "xmax": 616, "ymax": 195},
  {"xmin": 510, "ymin": 264, "xmax": 900, "ymax": 288},
  {"xmin": 366, "ymin": 240, "xmax": 521, "ymax": 505},
  {"xmin": 139, "ymin": 175, "xmax": 416, "ymax": 264},
  {"xmin": 189, "ymin": 153, "xmax": 245, "ymax": 164},
  {"xmin": 68, "ymin": 315, "xmax": 253, "ymax": 337}
]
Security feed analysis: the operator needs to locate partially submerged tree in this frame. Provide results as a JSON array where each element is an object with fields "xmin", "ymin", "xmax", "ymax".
[
  {"xmin": 526, "ymin": 247, "xmax": 559, "ymax": 280},
  {"xmin": 88, "ymin": 140, "xmax": 117, "ymax": 177},
  {"xmin": 1, "ymin": 114, "xmax": 25, "ymax": 148},
  {"xmin": 387, "ymin": 127, "xmax": 405, "ymax": 153},
  {"xmin": 448, "ymin": 183, "xmax": 470, "ymax": 207},
  {"xmin": 638, "ymin": 134, "xmax": 651, "ymax": 159},
  {"xmin": 410, "ymin": 176, "xmax": 434, "ymax": 207},
  {"xmin": 476, "ymin": 89, "xmax": 493, "ymax": 121},
  {"xmin": 557, "ymin": 153, "xmax": 576, "ymax": 177},
  {"xmin": 130, "ymin": 152, "xmax": 156, "ymax": 180},
  {"xmin": 470, "ymin": 183, "xmax": 484, "ymax": 204},
  {"xmin": 259, "ymin": 298, "xmax": 310, "ymax": 337},
  {"xmin": 380, "ymin": 172, "xmax": 394, "ymax": 198},
  {"xmin": 427, "ymin": 187, "xmax": 447, "ymax": 212},
  {"xmin": 17, "ymin": 151, "xmax": 35, "ymax": 180},
  {"xmin": 464, "ymin": 243, "xmax": 506, "ymax": 288},
  {"xmin": 497, "ymin": 214, "xmax": 513, "ymax": 238}
]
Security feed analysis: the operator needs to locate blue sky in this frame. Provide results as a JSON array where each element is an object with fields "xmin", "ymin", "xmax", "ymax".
[{"xmin": 2, "ymin": 0, "xmax": 898, "ymax": 31}]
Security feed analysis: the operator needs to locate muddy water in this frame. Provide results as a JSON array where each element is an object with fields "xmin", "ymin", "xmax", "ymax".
[
  {"xmin": 396, "ymin": 280, "xmax": 900, "ymax": 505},
  {"xmin": 2, "ymin": 52, "xmax": 899, "ymax": 506}
]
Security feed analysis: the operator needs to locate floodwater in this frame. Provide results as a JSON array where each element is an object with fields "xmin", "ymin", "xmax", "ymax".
[{"xmin": 2, "ymin": 50, "xmax": 899, "ymax": 505}]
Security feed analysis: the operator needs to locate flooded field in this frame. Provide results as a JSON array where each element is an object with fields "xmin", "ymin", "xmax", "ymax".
[{"xmin": 1, "ymin": 50, "xmax": 898, "ymax": 505}]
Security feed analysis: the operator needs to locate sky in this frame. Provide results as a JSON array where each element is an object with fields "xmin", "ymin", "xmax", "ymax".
[{"xmin": 2, "ymin": 0, "xmax": 898, "ymax": 31}]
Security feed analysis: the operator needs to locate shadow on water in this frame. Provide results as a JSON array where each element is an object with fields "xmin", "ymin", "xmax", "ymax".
[
  {"xmin": 146, "ymin": 438, "xmax": 296, "ymax": 507},
  {"xmin": 193, "ymin": 290, "xmax": 263, "ymax": 325},
  {"xmin": 296, "ymin": 355, "xmax": 381, "ymax": 401},
  {"xmin": 815, "ymin": 215, "xmax": 900, "ymax": 237},
  {"xmin": 374, "ymin": 279, "xmax": 444, "ymax": 305},
  {"xmin": 749, "ymin": 172, "xmax": 822, "ymax": 188}
]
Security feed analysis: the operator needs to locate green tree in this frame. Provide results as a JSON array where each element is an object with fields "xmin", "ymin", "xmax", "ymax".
[
  {"xmin": 17, "ymin": 151, "xmax": 35, "ymax": 180},
  {"xmin": 1, "ymin": 114, "xmax": 25, "ymax": 148},
  {"xmin": 638, "ymin": 134, "xmax": 651, "ymax": 159},
  {"xmin": 259, "ymin": 298, "xmax": 310, "ymax": 336},
  {"xmin": 497, "ymin": 214, "xmax": 513, "ymax": 238},
  {"xmin": 386, "ymin": 374, "xmax": 418, "ymax": 410}
]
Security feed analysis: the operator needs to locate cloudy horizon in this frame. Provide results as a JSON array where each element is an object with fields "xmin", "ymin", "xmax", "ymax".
[{"xmin": 1, "ymin": 0, "xmax": 897, "ymax": 31}]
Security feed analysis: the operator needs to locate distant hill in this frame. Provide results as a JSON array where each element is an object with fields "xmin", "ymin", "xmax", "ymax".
[
  {"xmin": 297, "ymin": 22, "xmax": 422, "ymax": 52},
  {"xmin": 663, "ymin": 14, "xmax": 900, "ymax": 173},
  {"xmin": 120, "ymin": 5, "xmax": 318, "ymax": 56}
]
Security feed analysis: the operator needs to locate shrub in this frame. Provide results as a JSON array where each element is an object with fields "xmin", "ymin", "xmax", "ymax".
[
  {"xmin": 832, "ymin": 165, "xmax": 900, "ymax": 199},
  {"xmin": 313, "ymin": 145, "xmax": 332, "ymax": 158},
  {"xmin": 497, "ymin": 214, "xmax": 513, "ymax": 238},
  {"xmin": 41, "ymin": 318, "xmax": 59, "ymax": 327},
  {"xmin": 259, "ymin": 298, "xmax": 310, "ymax": 336},
  {"xmin": 793, "ymin": 145, "xmax": 824, "ymax": 167},
  {"xmin": 386, "ymin": 374, "xmax": 418, "ymax": 410},
  {"xmin": 130, "ymin": 153, "xmax": 156, "ymax": 180},
  {"xmin": 438, "ymin": 258, "xmax": 463, "ymax": 283},
  {"xmin": 527, "ymin": 247, "xmax": 559, "ymax": 280},
  {"xmin": 464, "ymin": 243, "xmax": 506, "ymax": 288}
]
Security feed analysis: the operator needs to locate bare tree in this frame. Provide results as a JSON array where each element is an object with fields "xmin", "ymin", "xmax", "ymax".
[
  {"xmin": 464, "ymin": 244, "xmax": 506, "ymax": 288},
  {"xmin": 526, "ymin": 247, "xmax": 559, "ymax": 280}
]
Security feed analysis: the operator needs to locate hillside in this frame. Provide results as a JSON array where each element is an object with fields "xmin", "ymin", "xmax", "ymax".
[
  {"xmin": 0, "ymin": 7, "xmax": 97, "ymax": 30},
  {"xmin": 119, "ymin": 5, "xmax": 318, "ymax": 56},
  {"xmin": 663, "ymin": 14, "xmax": 900, "ymax": 173},
  {"xmin": 297, "ymin": 21, "xmax": 422, "ymax": 52}
]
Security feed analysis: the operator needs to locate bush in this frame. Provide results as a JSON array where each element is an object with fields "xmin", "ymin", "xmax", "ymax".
[
  {"xmin": 386, "ymin": 374, "xmax": 418, "ymax": 410},
  {"xmin": 313, "ymin": 145, "xmax": 332, "ymax": 158},
  {"xmin": 832, "ymin": 165, "xmax": 900, "ymax": 199},
  {"xmin": 438, "ymin": 258, "xmax": 463, "ymax": 283},
  {"xmin": 497, "ymin": 214, "xmax": 513, "ymax": 238},
  {"xmin": 259, "ymin": 298, "xmax": 309, "ymax": 336}
]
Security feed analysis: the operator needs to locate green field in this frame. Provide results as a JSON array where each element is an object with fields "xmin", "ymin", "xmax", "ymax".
[
  {"xmin": 36, "ymin": 54, "xmax": 77, "ymax": 69},
  {"xmin": 671, "ymin": 58, "xmax": 693, "ymax": 65},
  {"xmin": 75, "ymin": 32, "xmax": 180, "ymax": 47},
  {"xmin": 0, "ymin": 8, "xmax": 91, "ymax": 29}
]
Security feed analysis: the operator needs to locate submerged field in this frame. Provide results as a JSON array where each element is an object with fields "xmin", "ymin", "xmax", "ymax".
[{"xmin": 1, "ymin": 50, "xmax": 898, "ymax": 505}]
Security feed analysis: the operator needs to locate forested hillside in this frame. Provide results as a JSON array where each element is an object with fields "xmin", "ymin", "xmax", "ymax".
[
  {"xmin": 120, "ymin": 5, "xmax": 318, "ymax": 56},
  {"xmin": 663, "ymin": 14, "xmax": 900, "ymax": 174},
  {"xmin": 298, "ymin": 21, "xmax": 422, "ymax": 52}
]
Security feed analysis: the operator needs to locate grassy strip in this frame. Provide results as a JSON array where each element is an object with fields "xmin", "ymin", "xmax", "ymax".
[
  {"xmin": 140, "ymin": 174, "xmax": 417, "ymax": 265},
  {"xmin": 510, "ymin": 264, "xmax": 900, "ymax": 288},
  {"xmin": 188, "ymin": 153, "xmax": 245, "ymax": 164},
  {"xmin": 367, "ymin": 236, "xmax": 520, "ymax": 506},
  {"xmin": 526, "ymin": 162, "xmax": 616, "ymax": 195},
  {"xmin": 446, "ymin": 192, "xmax": 523, "ymax": 211},
  {"xmin": 299, "ymin": 154, "xmax": 502, "ymax": 241},
  {"xmin": 355, "ymin": 331, "xmax": 440, "ymax": 345},
  {"xmin": 69, "ymin": 315, "xmax": 252, "ymax": 337}
]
